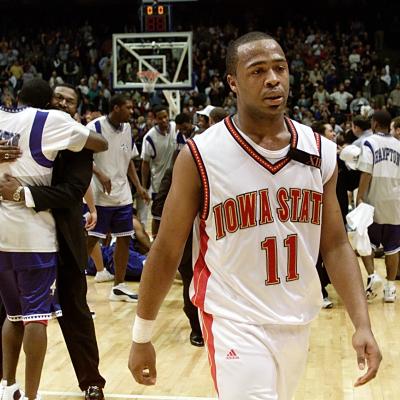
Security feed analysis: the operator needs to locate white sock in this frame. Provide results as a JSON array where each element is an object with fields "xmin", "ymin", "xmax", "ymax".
[{"xmin": 386, "ymin": 280, "xmax": 396, "ymax": 289}]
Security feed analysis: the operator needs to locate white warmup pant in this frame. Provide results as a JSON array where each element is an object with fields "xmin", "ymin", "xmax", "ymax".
[{"xmin": 200, "ymin": 311, "xmax": 311, "ymax": 400}]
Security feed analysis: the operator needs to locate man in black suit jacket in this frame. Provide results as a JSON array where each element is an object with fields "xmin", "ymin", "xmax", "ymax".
[{"xmin": 0, "ymin": 84, "xmax": 106, "ymax": 400}]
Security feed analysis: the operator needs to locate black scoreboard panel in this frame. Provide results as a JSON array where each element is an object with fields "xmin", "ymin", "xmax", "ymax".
[{"xmin": 143, "ymin": 4, "xmax": 170, "ymax": 32}]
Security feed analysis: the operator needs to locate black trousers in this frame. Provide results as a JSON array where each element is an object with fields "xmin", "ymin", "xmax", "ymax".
[
  {"xmin": 56, "ymin": 243, "xmax": 106, "ymax": 391},
  {"xmin": 0, "ymin": 246, "xmax": 105, "ymax": 391},
  {"xmin": 178, "ymin": 236, "xmax": 202, "ymax": 336},
  {"xmin": 0, "ymin": 301, "xmax": 6, "ymax": 377},
  {"xmin": 316, "ymin": 253, "xmax": 331, "ymax": 298},
  {"xmin": 179, "ymin": 261, "xmax": 202, "ymax": 335}
]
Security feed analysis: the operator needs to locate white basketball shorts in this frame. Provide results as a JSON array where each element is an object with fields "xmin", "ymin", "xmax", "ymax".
[{"xmin": 200, "ymin": 311, "xmax": 311, "ymax": 400}]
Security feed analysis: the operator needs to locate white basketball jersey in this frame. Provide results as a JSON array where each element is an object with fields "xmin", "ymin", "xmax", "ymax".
[
  {"xmin": 358, "ymin": 133, "xmax": 400, "ymax": 224},
  {"xmin": 188, "ymin": 117, "xmax": 336, "ymax": 325},
  {"xmin": 88, "ymin": 116, "xmax": 138, "ymax": 207},
  {"xmin": 141, "ymin": 122, "xmax": 178, "ymax": 194},
  {"xmin": 0, "ymin": 106, "xmax": 90, "ymax": 252}
]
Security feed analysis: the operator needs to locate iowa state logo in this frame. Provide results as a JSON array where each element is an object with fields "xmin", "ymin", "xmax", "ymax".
[{"xmin": 213, "ymin": 187, "xmax": 323, "ymax": 240}]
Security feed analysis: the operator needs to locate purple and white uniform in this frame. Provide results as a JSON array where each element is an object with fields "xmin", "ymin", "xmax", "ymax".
[
  {"xmin": 87, "ymin": 116, "xmax": 139, "ymax": 238},
  {"xmin": 358, "ymin": 132, "xmax": 400, "ymax": 254},
  {"xmin": 0, "ymin": 106, "xmax": 90, "ymax": 321}
]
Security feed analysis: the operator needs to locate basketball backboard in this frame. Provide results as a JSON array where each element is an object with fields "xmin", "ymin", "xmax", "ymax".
[{"xmin": 112, "ymin": 31, "xmax": 192, "ymax": 91}]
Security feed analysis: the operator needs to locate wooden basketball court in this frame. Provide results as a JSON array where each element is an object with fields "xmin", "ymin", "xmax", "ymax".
[{"xmin": 15, "ymin": 257, "xmax": 398, "ymax": 399}]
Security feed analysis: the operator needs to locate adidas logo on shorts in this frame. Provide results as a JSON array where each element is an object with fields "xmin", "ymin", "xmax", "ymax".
[{"xmin": 226, "ymin": 349, "xmax": 239, "ymax": 360}]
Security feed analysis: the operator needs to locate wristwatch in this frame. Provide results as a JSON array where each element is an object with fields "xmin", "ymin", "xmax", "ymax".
[{"xmin": 12, "ymin": 186, "xmax": 24, "ymax": 202}]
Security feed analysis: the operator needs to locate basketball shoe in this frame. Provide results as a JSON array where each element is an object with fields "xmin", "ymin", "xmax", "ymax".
[
  {"xmin": 383, "ymin": 283, "xmax": 396, "ymax": 303},
  {"xmin": 109, "ymin": 282, "xmax": 138, "ymax": 302},
  {"xmin": 322, "ymin": 297, "xmax": 333, "ymax": 309},
  {"xmin": 94, "ymin": 269, "xmax": 114, "ymax": 283},
  {"xmin": 1, "ymin": 381, "xmax": 24, "ymax": 400},
  {"xmin": 366, "ymin": 273, "xmax": 383, "ymax": 300},
  {"xmin": 0, "ymin": 380, "xmax": 6, "ymax": 398}
]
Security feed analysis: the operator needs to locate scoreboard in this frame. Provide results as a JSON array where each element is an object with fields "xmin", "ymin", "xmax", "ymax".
[{"xmin": 143, "ymin": 2, "xmax": 171, "ymax": 32}]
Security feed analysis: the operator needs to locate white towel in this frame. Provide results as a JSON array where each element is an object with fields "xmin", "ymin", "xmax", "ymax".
[
  {"xmin": 346, "ymin": 203, "xmax": 375, "ymax": 256},
  {"xmin": 339, "ymin": 144, "xmax": 361, "ymax": 170}
]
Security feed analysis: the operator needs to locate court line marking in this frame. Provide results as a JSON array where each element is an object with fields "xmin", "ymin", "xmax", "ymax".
[{"xmin": 40, "ymin": 391, "xmax": 216, "ymax": 399}]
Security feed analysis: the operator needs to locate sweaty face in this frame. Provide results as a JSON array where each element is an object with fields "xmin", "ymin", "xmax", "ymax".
[
  {"xmin": 51, "ymin": 86, "xmax": 78, "ymax": 117},
  {"xmin": 177, "ymin": 122, "xmax": 192, "ymax": 138},
  {"xmin": 117, "ymin": 100, "xmax": 133, "ymax": 123},
  {"xmin": 227, "ymin": 39, "xmax": 289, "ymax": 118},
  {"xmin": 155, "ymin": 110, "xmax": 169, "ymax": 131}
]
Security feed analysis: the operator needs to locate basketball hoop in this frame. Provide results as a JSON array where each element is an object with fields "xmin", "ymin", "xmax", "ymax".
[{"xmin": 137, "ymin": 71, "xmax": 160, "ymax": 93}]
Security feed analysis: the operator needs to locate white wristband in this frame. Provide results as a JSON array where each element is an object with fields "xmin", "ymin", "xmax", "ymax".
[{"xmin": 132, "ymin": 315, "xmax": 155, "ymax": 343}]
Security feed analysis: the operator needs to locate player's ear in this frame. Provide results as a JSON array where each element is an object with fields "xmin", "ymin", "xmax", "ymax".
[{"xmin": 226, "ymin": 74, "xmax": 238, "ymax": 94}]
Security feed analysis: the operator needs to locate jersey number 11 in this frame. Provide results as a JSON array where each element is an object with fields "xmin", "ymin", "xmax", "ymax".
[{"xmin": 261, "ymin": 234, "xmax": 299, "ymax": 285}]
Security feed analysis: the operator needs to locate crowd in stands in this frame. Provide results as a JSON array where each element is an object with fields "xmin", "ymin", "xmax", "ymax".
[{"xmin": 0, "ymin": 19, "xmax": 399, "ymax": 143}]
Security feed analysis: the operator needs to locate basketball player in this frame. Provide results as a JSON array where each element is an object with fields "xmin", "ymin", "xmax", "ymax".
[
  {"xmin": 141, "ymin": 105, "xmax": 177, "ymax": 237},
  {"xmin": 151, "ymin": 113, "xmax": 203, "ymax": 347},
  {"xmin": 0, "ymin": 83, "xmax": 107, "ymax": 399},
  {"xmin": 351, "ymin": 115, "xmax": 384, "ymax": 299},
  {"xmin": 357, "ymin": 110, "xmax": 400, "ymax": 303},
  {"xmin": 87, "ymin": 94, "xmax": 149, "ymax": 302},
  {"xmin": 0, "ymin": 79, "xmax": 107, "ymax": 400},
  {"xmin": 128, "ymin": 32, "xmax": 381, "ymax": 399}
]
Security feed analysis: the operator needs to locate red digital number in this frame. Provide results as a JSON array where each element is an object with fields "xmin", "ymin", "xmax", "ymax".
[
  {"xmin": 156, "ymin": 15, "xmax": 166, "ymax": 31},
  {"xmin": 145, "ymin": 15, "xmax": 166, "ymax": 32}
]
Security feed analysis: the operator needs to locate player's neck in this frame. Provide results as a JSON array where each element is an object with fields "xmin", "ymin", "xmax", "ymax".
[
  {"xmin": 156, "ymin": 124, "xmax": 169, "ymax": 135},
  {"xmin": 233, "ymin": 113, "xmax": 291, "ymax": 151},
  {"xmin": 375, "ymin": 130, "xmax": 390, "ymax": 136},
  {"xmin": 234, "ymin": 112, "xmax": 287, "ymax": 140},
  {"xmin": 107, "ymin": 114, "xmax": 122, "ymax": 129}
]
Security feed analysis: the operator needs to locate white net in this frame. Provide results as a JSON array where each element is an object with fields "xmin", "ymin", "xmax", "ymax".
[{"xmin": 137, "ymin": 71, "xmax": 160, "ymax": 93}]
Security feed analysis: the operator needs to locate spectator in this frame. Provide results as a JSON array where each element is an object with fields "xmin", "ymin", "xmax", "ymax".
[
  {"xmin": 388, "ymin": 83, "xmax": 400, "ymax": 117},
  {"xmin": 391, "ymin": 116, "xmax": 400, "ymax": 140},
  {"xmin": 205, "ymin": 74, "xmax": 225, "ymax": 106},
  {"xmin": 350, "ymin": 91, "xmax": 370, "ymax": 114},
  {"xmin": 49, "ymin": 70, "xmax": 64, "ymax": 88},
  {"xmin": 330, "ymin": 83, "xmax": 354, "ymax": 112},
  {"xmin": 313, "ymin": 82, "xmax": 330, "ymax": 105}
]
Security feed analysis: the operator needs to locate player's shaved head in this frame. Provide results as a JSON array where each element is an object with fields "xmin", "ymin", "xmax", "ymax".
[
  {"xmin": 18, "ymin": 78, "xmax": 53, "ymax": 109},
  {"xmin": 109, "ymin": 93, "xmax": 130, "ymax": 112},
  {"xmin": 226, "ymin": 31, "xmax": 275, "ymax": 75},
  {"xmin": 372, "ymin": 110, "xmax": 392, "ymax": 130}
]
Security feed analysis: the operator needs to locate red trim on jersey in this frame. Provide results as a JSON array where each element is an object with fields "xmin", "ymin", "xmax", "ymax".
[
  {"xmin": 313, "ymin": 131, "xmax": 322, "ymax": 155},
  {"xmin": 191, "ymin": 220, "xmax": 210, "ymax": 309},
  {"xmin": 187, "ymin": 139, "xmax": 210, "ymax": 220},
  {"xmin": 201, "ymin": 310, "xmax": 219, "ymax": 396},
  {"xmin": 224, "ymin": 115, "xmax": 298, "ymax": 175}
]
